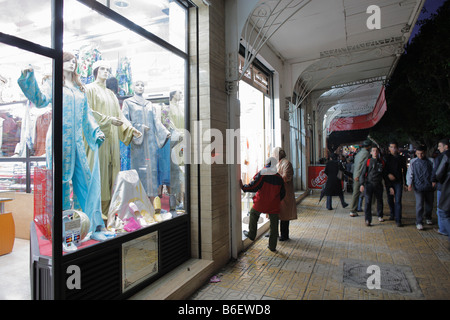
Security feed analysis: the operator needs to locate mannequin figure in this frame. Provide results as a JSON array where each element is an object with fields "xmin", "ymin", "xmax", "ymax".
[
  {"xmin": 85, "ymin": 60, "xmax": 142, "ymax": 218},
  {"xmin": 122, "ymin": 81, "xmax": 170, "ymax": 203},
  {"xmin": 17, "ymin": 52, "xmax": 111, "ymax": 242},
  {"xmin": 168, "ymin": 90, "xmax": 185, "ymax": 211}
]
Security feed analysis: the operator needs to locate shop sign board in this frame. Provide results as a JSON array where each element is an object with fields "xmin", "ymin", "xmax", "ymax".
[{"xmin": 308, "ymin": 165, "xmax": 327, "ymax": 189}]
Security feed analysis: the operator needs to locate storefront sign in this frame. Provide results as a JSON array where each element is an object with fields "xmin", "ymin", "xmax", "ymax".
[{"xmin": 308, "ymin": 165, "xmax": 327, "ymax": 189}]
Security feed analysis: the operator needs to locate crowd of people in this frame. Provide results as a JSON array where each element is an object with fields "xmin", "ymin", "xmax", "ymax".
[
  {"xmin": 239, "ymin": 138, "xmax": 450, "ymax": 253},
  {"xmin": 324, "ymin": 138, "xmax": 450, "ymax": 244}
]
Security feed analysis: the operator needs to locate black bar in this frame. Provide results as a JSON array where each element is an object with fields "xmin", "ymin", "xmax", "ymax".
[
  {"xmin": 0, "ymin": 33, "xmax": 56, "ymax": 59},
  {"xmin": 195, "ymin": 5, "xmax": 202, "ymax": 260},
  {"xmin": 51, "ymin": 0, "xmax": 64, "ymax": 301}
]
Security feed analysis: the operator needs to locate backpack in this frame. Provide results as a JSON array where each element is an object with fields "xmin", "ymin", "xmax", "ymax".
[{"xmin": 411, "ymin": 158, "xmax": 433, "ymax": 192}]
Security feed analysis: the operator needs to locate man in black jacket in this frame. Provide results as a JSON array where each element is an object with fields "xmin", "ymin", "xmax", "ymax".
[
  {"xmin": 436, "ymin": 148, "xmax": 450, "ymax": 250},
  {"xmin": 432, "ymin": 139, "xmax": 449, "ymax": 236},
  {"xmin": 384, "ymin": 141, "xmax": 408, "ymax": 227},
  {"xmin": 360, "ymin": 147, "xmax": 394, "ymax": 226}
]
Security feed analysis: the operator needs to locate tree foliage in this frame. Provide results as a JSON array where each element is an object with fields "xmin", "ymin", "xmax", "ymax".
[{"xmin": 370, "ymin": 0, "xmax": 450, "ymax": 153}]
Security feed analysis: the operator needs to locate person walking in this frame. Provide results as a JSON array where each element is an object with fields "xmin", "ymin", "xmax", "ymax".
[
  {"xmin": 272, "ymin": 147, "xmax": 297, "ymax": 241},
  {"xmin": 241, "ymin": 157, "xmax": 286, "ymax": 252},
  {"xmin": 432, "ymin": 139, "xmax": 449, "ymax": 236},
  {"xmin": 349, "ymin": 140, "xmax": 372, "ymax": 217},
  {"xmin": 360, "ymin": 147, "xmax": 393, "ymax": 226},
  {"xmin": 407, "ymin": 145, "xmax": 435, "ymax": 230},
  {"xmin": 435, "ymin": 147, "xmax": 450, "ymax": 250},
  {"xmin": 323, "ymin": 153, "xmax": 348, "ymax": 210},
  {"xmin": 384, "ymin": 141, "xmax": 408, "ymax": 227}
]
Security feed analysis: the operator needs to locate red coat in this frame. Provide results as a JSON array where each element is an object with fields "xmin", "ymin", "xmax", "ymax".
[{"xmin": 242, "ymin": 171, "xmax": 285, "ymax": 214}]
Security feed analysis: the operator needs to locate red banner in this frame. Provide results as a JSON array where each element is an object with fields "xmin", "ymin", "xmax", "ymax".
[
  {"xmin": 308, "ymin": 165, "xmax": 327, "ymax": 189},
  {"xmin": 328, "ymin": 87, "xmax": 387, "ymax": 133}
]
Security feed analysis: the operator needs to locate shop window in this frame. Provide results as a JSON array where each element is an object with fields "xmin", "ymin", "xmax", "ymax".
[
  {"xmin": 22, "ymin": 0, "xmax": 186, "ymax": 255},
  {"xmin": 2, "ymin": 0, "xmax": 191, "ymax": 300},
  {"xmin": 0, "ymin": 44, "xmax": 50, "ymax": 193},
  {"xmin": 95, "ymin": 0, "xmax": 187, "ymax": 53},
  {"xmin": 0, "ymin": 0, "xmax": 52, "ymax": 48}
]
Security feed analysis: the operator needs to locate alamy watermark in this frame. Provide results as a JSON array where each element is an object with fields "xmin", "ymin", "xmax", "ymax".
[
  {"xmin": 367, "ymin": 5, "xmax": 381, "ymax": 30},
  {"xmin": 367, "ymin": 265, "xmax": 381, "ymax": 290},
  {"xmin": 66, "ymin": 265, "xmax": 81, "ymax": 290}
]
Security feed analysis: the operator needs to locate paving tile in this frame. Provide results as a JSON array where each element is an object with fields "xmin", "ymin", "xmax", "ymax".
[{"xmin": 191, "ymin": 191, "xmax": 450, "ymax": 300}]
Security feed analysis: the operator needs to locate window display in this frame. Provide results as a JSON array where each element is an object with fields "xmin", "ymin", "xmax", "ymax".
[
  {"xmin": 1, "ymin": 0, "xmax": 188, "ymax": 257},
  {"xmin": 2, "ymin": 0, "xmax": 191, "ymax": 300}
]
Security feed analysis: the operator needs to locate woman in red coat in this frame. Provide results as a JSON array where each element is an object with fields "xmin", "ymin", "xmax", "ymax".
[{"xmin": 240, "ymin": 157, "xmax": 285, "ymax": 252}]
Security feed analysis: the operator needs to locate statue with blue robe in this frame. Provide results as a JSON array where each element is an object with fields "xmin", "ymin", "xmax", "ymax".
[
  {"xmin": 17, "ymin": 53, "xmax": 111, "ymax": 242},
  {"xmin": 122, "ymin": 81, "xmax": 171, "ymax": 199}
]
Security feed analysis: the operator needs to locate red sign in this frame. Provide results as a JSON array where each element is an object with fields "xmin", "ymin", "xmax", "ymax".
[{"xmin": 308, "ymin": 165, "xmax": 327, "ymax": 189}]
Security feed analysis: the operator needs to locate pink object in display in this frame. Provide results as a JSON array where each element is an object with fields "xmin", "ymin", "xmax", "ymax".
[{"xmin": 123, "ymin": 217, "xmax": 141, "ymax": 232}]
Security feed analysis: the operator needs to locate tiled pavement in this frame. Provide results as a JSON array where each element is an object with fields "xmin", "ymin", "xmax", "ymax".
[{"xmin": 190, "ymin": 190, "xmax": 450, "ymax": 300}]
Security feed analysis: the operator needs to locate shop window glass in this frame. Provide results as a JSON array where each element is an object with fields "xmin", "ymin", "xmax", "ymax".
[
  {"xmin": 0, "ymin": 44, "xmax": 52, "ymax": 198},
  {"xmin": 40, "ymin": 0, "xmax": 188, "ymax": 254},
  {"xmin": 95, "ymin": 0, "xmax": 187, "ymax": 52},
  {"xmin": 0, "ymin": 0, "xmax": 52, "ymax": 48},
  {"xmin": 0, "ymin": 44, "xmax": 54, "ymax": 256}
]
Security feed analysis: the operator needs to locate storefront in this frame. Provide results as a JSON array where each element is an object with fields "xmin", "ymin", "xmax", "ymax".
[{"xmin": 0, "ymin": 0, "xmax": 193, "ymax": 300}]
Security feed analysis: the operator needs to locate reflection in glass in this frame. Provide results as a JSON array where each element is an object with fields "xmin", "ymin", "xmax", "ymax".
[
  {"xmin": 122, "ymin": 232, "xmax": 158, "ymax": 292},
  {"xmin": 0, "ymin": 0, "xmax": 52, "ymax": 48},
  {"xmin": 94, "ymin": 0, "xmax": 187, "ymax": 52}
]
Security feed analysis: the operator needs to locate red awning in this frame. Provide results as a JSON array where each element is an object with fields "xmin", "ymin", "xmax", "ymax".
[{"xmin": 328, "ymin": 87, "xmax": 387, "ymax": 133}]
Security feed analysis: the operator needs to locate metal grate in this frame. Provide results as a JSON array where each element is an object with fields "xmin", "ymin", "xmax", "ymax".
[
  {"xmin": 63, "ymin": 248, "xmax": 121, "ymax": 300},
  {"xmin": 160, "ymin": 218, "xmax": 190, "ymax": 271},
  {"xmin": 341, "ymin": 258, "xmax": 423, "ymax": 297}
]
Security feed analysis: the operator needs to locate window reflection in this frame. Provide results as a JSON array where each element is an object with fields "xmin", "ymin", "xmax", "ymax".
[{"xmin": 94, "ymin": 0, "xmax": 187, "ymax": 52}]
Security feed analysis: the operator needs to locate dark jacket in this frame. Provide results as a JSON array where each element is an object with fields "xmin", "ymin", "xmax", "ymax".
[
  {"xmin": 242, "ymin": 171, "xmax": 285, "ymax": 214},
  {"xmin": 323, "ymin": 160, "xmax": 344, "ymax": 196},
  {"xmin": 409, "ymin": 157, "xmax": 434, "ymax": 192},
  {"xmin": 432, "ymin": 152, "xmax": 446, "ymax": 191},
  {"xmin": 360, "ymin": 157, "xmax": 388, "ymax": 187},
  {"xmin": 384, "ymin": 153, "xmax": 407, "ymax": 187},
  {"xmin": 436, "ymin": 150, "xmax": 450, "ymax": 211}
]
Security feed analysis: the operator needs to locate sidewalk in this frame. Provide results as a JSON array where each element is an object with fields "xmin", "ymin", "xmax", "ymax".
[{"xmin": 191, "ymin": 190, "xmax": 450, "ymax": 300}]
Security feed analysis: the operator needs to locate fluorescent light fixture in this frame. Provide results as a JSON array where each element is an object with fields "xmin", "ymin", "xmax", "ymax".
[{"xmin": 114, "ymin": 0, "xmax": 129, "ymax": 8}]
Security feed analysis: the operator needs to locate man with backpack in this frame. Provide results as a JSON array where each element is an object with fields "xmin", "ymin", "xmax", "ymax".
[
  {"xmin": 407, "ymin": 145, "xmax": 435, "ymax": 230},
  {"xmin": 360, "ymin": 147, "xmax": 394, "ymax": 226}
]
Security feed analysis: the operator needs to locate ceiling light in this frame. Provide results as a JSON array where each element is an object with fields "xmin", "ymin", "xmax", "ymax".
[{"xmin": 114, "ymin": 0, "xmax": 129, "ymax": 8}]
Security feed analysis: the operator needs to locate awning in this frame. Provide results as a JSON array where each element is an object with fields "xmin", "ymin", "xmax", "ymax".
[{"xmin": 327, "ymin": 86, "xmax": 387, "ymax": 133}]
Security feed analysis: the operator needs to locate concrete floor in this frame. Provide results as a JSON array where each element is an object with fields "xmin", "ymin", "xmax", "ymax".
[
  {"xmin": 191, "ymin": 190, "xmax": 450, "ymax": 300},
  {"xmin": 0, "ymin": 238, "xmax": 31, "ymax": 300}
]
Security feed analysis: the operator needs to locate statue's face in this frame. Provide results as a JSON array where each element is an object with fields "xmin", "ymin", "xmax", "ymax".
[
  {"xmin": 63, "ymin": 57, "xmax": 76, "ymax": 74},
  {"xmin": 134, "ymin": 82, "xmax": 145, "ymax": 94},
  {"xmin": 97, "ymin": 66, "xmax": 110, "ymax": 80}
]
